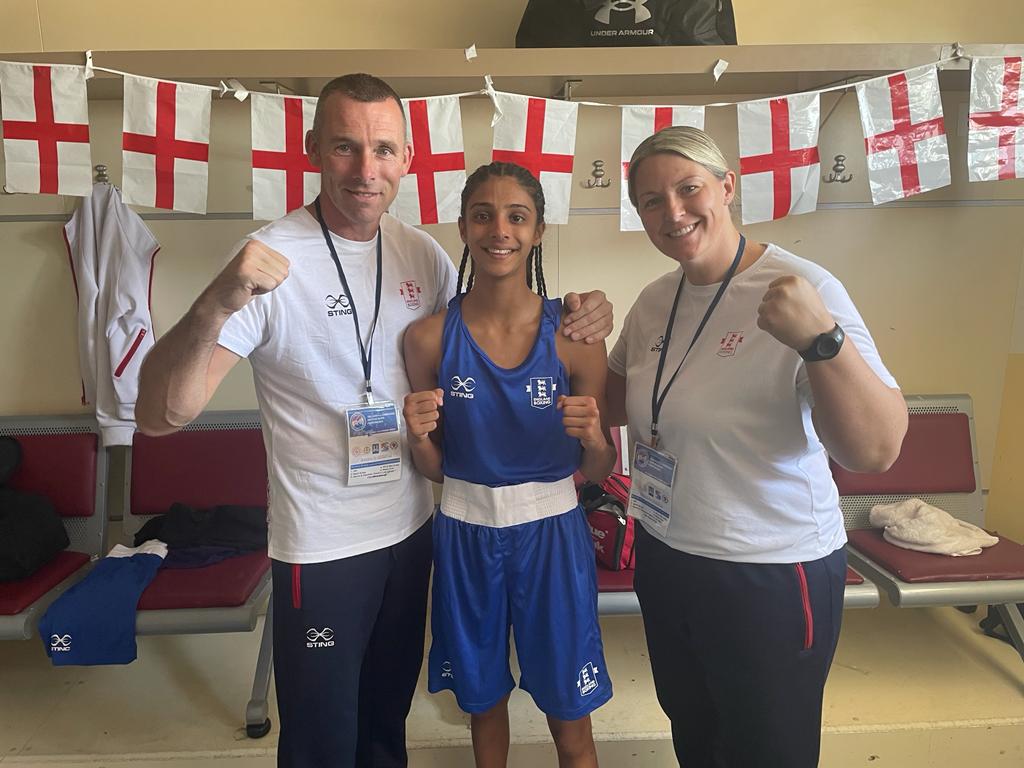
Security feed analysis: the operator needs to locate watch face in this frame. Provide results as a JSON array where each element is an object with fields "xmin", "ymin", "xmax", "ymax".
[{"xmin": 817, "ymin": 336, "xmax": 839, "ymax": 358}]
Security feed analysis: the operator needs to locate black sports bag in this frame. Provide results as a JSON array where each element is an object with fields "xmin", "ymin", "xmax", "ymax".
[{"xmin": 516, "ymin": 0, "xmax": 737, "ymax": 48}]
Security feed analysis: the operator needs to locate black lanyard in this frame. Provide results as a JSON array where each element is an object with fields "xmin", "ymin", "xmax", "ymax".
[
  {"xmin": 650, "ymin": 235, "xmax": 746, "ymax": 448},
  {"xmin": 315, "ymin": 197, "xmax": 383, "ymax": 401}
]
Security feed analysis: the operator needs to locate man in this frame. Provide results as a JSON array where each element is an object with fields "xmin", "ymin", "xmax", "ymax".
[{"xmin": 135, "ymin": 73, "xmax": 613, "ymax": 768}]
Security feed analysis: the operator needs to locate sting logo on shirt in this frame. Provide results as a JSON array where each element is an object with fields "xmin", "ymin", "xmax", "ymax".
[
  {"xmin": 717, "ymin": 331, "xmax": 745, "ymax": 357},
  {"xmin": 399, "ymin": 280, "xmax": 422, "ymax": 310},
  {"xmin": 450, "ymin": 375, "xmax": 476, "ymax": 399},
  {"xmin": 650, "ymin": 335, "xmax": 664, "ymax": 353},
  {"xmin": 526, "ymin": 377, "xmax": 556, "ymax": 409},
  {"xmin": 325, "ymin": 294, "xmax": 353, "ymax": 318}
]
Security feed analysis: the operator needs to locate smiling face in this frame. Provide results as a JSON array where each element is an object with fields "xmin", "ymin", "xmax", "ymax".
[
  {"xmin": 459, "ymin": 175, "xmax": 545, "ymax": 284},
  {"xmin": 305, "ymin": 92, "xmax": 412, "ymax": 241},
  {"xmin": 632, "ymin": 152, "xmax": 739, "ymax": 284}
]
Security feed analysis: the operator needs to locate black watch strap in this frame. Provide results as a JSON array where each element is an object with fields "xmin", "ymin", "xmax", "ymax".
[{"xmin": 799, "ymin": 323, "xmax": 845, "ymax": 362}]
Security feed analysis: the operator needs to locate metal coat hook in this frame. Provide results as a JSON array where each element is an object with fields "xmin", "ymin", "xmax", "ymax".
[
  {"xmin": 561, "ymin": 79, "xmax": 582, "ymax": 101},
  {"xmin": 580, "ymin": 160, "xmax": 611, "ymax": 189},
  {"xmin": 823, "ymin": 154, "xmax": 853, "ymax": 184},
  {"xmin": 94, "ymin": 164, "xmax": 110, "ymax": 184}
]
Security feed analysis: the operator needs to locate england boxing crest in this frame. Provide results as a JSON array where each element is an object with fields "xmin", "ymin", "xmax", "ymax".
[{"xmin": 526, "ymin": 376, "xmax": 556, "ymax": 409}]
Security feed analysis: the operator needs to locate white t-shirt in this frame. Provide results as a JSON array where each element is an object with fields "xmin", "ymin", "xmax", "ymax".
[
  {"xmin": 609, "ymin": 244, "xmax": 898, "ymax": 564},
  {"xmin": 218, "ymin": 207, "xmax": 457, "ymax": 563}
]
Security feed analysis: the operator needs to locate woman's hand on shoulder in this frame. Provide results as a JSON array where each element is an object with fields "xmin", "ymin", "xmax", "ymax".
[
  {"xmin": 561, "ymin": 290, "xmax": 614, "ymax": 343},
  {"xmin": 756, "ymin": 275, "xmax": 835, "ymax": 352}
]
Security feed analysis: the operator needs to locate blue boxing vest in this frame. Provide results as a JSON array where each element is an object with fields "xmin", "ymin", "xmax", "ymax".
[{"xmin": 439, "ymin": 294, "xmax": 581, "ymax": 488}]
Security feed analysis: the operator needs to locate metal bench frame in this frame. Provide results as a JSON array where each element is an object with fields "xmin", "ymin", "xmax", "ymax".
[
  {"xmin": 122, "ymin": 410, "xmax": 273, "ymax": 737},
  {"xmin": 0, "ymin": 414, "xmax": 107, "ymax": 640},
  {"xmin": 844, "ymin": 393, "xmax": 1024, "ymax": 661}
]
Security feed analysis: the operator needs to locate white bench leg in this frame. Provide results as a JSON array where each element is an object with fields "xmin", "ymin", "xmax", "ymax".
[{"xmin": 245, "ymin": 598, "xmax": 274, "ymax": 738}]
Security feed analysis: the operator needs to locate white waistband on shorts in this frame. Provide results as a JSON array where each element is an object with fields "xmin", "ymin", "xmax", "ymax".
[{"xmin": 439, "ymin": 475, "xmax": 578, "ymax": 528}]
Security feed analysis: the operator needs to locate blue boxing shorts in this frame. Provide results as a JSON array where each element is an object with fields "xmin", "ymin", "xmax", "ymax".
[{"xmin": 428, "ymin": 505, "xmax": 612, "ymax": 720}]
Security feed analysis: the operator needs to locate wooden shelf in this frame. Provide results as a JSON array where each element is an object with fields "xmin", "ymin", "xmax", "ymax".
[{"xmin": 4, "ymin": 43, "xmax": 1024, "ymax": 100}]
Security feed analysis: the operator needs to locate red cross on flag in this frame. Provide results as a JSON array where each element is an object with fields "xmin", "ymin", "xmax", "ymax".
[
  {"xmin": 857, "ymin": 65, "xmax": 950, "ymax": 205},
  {"xmin": 0, "ymin": 63, "xmax": 92, "ymax": 196},
  {"xmin": 251, "ymin": 93, "xmax": 320, "ymax": 221},
  {"xmin": 737, "ymin": 92, "xmax": 821, "ymax": 225},
  {"xmin": 392, "ymin": 95, "xmax": 466, "ymax": 226},
  {"xmin": 122, "ymin": 75, "xmax": 211, "ymax": 213},
  {"xmin": 491, "ymin": 93, "xmax": 578, "ymax": 225},
  {"xmin": 620, "ymin": 105, "xmax": 705, "ymax": 231},
  {"xmin": 968, "ymin": 56, "xmax": 1024, "ymax": 182}
]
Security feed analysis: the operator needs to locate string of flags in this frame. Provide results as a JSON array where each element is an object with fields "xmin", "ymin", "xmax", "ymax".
[{"xmin": 0, "ymin": 52, "xmax": 1022, "ymax": 231}]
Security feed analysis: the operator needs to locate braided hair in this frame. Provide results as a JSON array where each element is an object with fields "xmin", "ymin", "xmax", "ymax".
[{"xmin": 456, "ymin": 162, "xmax": 547, "ymax": 297}]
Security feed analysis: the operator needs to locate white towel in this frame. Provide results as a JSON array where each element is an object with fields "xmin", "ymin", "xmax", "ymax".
[{"xmin": 869, "ymin": 499, "xmax": 999, "ymax": 557}]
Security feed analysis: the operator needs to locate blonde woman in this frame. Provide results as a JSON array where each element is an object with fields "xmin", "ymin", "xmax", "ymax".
[{"xmin": 606, "ymin": 126, "xmax": 907, "ymax": 768}]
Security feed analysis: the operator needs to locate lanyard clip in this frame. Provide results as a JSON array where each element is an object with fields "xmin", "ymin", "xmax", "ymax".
[
  {"xmin": 364, "ymin": 385, "xmax": 375, "ymax": 405},
  {"xmin": 650, "ymin": 424, "xmax": 659, "ymax": 449}
]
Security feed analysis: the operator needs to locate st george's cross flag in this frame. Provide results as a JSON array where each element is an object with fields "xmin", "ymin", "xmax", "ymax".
[
  {"xmin": 251, "ymin": 93, "xmax": 320, "ymax": 220},
  {"xmin": 122, "ymin": 75, "xmax": 211, "ymax": 213},
  {"xmin": 0, "ymin": 62, "xmax": 92, "ymax": 196},
  {"xmin": 492, "ymin": 93, "xmax": 578, "ymax": 225},
  {"xmin": 737, "ymin": 92, "xmax": 821, "ymax": 225},
  {"xmin": 620, "ymin": 105, "xmax": 705, "ymax": 231},
  {"xmin": 857, "ymin": 65, "xmax": 950, "ymax": 205},
  {"xmin": 392, "ymin": 95, "xmax": 466, "ymax": 226},
  {"xmin": 968, "ymin": 56, "xmax": 1024, "ymax": 182}
]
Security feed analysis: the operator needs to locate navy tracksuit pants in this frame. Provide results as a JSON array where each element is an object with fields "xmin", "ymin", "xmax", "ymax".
[
  {"xmin": 634, "ymin": 523, "xmax": 846, "ymax": 768},
  {"xmin": 271, "ymin": 518, "xmax": 433, "ymax": 768}
]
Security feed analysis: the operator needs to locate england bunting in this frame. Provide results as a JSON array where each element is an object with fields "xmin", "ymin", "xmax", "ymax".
[
  {"xmin": 122, "ymin": 75, "xmax": 211, "ymax": 213},
  {"xmin": 857, "ymin": 65, "xmax": 950, "ymax": 205},
  {"xmin": 968, "ymin": 56, "xmax": 1024, "ymax": 182},
  {"xmin": 0, "ymin": 63, "xmax": 92, "ymax": 196},
  {"xmin": 619, "ymin": 105, "xmax": 705, "ymax": 231},
  {"xmin": 492, "ymin": 93, "xmax": 578, "ymax": 225},
  {"xmin": 251, "ymin": 93, "xmax": 319, "ymax": 220},
  {"xmin": 737, "ymin": 93, "xmax": 820, "ymax": 225},
  {"xmin": 392, "ymin": 95, "xmax": 466, "ymax": 226}
]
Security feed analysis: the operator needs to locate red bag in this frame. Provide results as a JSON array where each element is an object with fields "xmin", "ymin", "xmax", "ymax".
[{"xmin": 579, "ymin": 474, "xmax": 636, "ymax": 571}]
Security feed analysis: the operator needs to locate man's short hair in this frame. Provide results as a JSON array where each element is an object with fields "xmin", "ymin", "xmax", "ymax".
[{"xmin": 311, "ymin": 73, "xmax": 406, "ymax": 137}]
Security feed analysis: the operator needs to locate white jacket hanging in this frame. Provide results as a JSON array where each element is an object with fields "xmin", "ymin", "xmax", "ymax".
[{"xmin": 64, "ymin": 182, "xmax": 159, "ymax": 446}]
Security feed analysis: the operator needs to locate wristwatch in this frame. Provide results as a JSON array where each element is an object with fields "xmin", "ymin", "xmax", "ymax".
[{"xmin": 799, "ymin": 323, "xmax": 845, "ymax": 362}]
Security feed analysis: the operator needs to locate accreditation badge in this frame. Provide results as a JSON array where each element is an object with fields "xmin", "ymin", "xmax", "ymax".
[
  {"xmin": 345, "ymin": 401, "xmax": 403, "ymax": 486},
  {"xmin": 626, "ymin": 442, "xmax": 677, "ymax": 536}
]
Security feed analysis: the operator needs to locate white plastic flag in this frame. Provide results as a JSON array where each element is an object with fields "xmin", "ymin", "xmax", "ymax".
[
  {"xmin": 122, "ymin": 75, "xmax": 211, "ymax": 213},
  {"xmin": 737, "ymin": 92, "xmax": 820, "ymax": 225},
  {"xmin": 857, "ymin": 65, "xmax": 950, "ymax": 204},
  {"xmin": 251, "ymin": 93, "xmax": 319, "ymax": 220},
  {"xmin": 392, "ymin": 95, "xmax": 466, "ymax": 226},
  {"xmin": 0, "ymin": 62, "xmax": 92, "ymax": 196},
  {"xmin": 492, "ymin": 93, "xmax": 578, "ymax": 225},
  {"xmin": 620, "ymin": 105, "xmax": 705, "ymax": 231},
  {"xmin": 968, "ymin": 56, "xmax": 1024, "ymax": 182}
]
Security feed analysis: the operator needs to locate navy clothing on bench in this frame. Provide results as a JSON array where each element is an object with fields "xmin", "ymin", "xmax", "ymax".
[
  {"xmin": 271, "ymin": 518, "xmax": 432, "ymax": 768},
  {"xmin": 634, "ymin": 524, "xmax": 846, "ymax": 768},
  {"xmin": 38, "ymin": 541, "xmax": 166, "ymax": 666}
]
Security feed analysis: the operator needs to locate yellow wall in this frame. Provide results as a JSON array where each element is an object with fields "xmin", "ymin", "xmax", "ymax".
[
  {"xmin": 1, "ymin": 2, "xmax": 1023, "ymax": 527},
  {"xmin": 2, "ymin": 0, "xmax": 1023, "ymax": 52},
  {"xmin": 988, "ymin": 258, "xmax": 1024, "ymax": 539}
]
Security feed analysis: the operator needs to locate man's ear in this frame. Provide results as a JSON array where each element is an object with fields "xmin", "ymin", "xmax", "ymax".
[
  {"xmin": 401, "ymin": 142, "xmax": 414, "ymax": 176},
  {"xmin": 305, "ymin": 129, "xmax": 322, "ymax": 169}
]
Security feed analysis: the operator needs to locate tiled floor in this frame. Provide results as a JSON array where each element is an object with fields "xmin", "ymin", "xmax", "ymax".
[{"xmin": 2, "ymin": 602, "xmax": 1023, "ymax": 766}]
